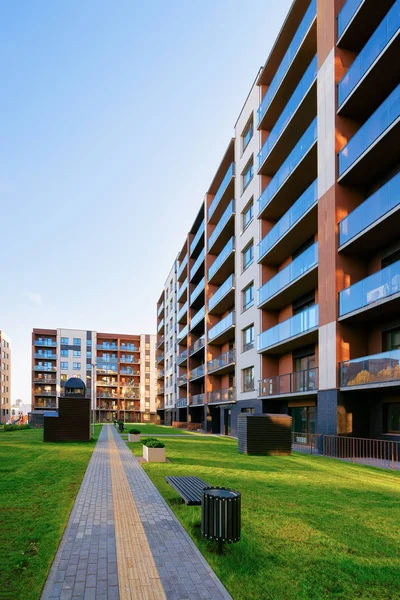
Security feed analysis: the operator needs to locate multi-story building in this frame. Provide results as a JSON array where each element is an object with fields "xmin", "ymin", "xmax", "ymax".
[
  {"xmin": 32, "ymin": 328, "xmax": 157, "ymax": 422},
  {"xmin": 156, "ymin": 0, "xmax": 400, "ymax": 441},
  {"xmin": 0, "ymin": 331, "xmax": 11, "ymax": 424}
]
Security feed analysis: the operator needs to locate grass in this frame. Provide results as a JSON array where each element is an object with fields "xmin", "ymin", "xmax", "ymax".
[
  {"xmin": 120, "ymin": 423, "xmax": 192, "ymax": 435},
  {"xmin": 0, "ymin": 424, "xmax": 102, "ymax": 600},
  {"xmin": 128, "ymin": 435, "xmax": 400, "ymax": 600}
]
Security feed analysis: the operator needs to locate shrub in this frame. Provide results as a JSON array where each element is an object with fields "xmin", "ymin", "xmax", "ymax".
[
  {"xmin": 3, "ymin": 424, "xmax": 31, "ymax": 432},
  {"xmin": 128, "ymin": 428, "xmax": 140, "ymax": 435},
  {"xmin": 142, "ymin": 438, "xmax": 165, "ymax": 448}
]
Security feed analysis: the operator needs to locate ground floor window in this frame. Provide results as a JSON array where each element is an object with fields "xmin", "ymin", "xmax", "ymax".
[
  {"xmin": 386, "ymin": 403, "xmax": 400, "ymax": 433},
  {"xmin": 291, "ymin": 406, "xmax": 316, "ymax": 434},
  {"xmin": 241, "ymin": 407, "xmax": 254, "ymax": 413}
]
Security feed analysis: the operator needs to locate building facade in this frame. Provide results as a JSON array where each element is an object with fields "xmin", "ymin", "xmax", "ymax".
[
  {"xmin": 156, "ymin": 0, "xmax": 400, "ymax": 440},
  {"xmin": 0, "ymin": 331, "xmax": 11, "ymax": 424},
  {"xmin": 32, "ymin": 328, "xmax": 157, "ymax": 422}
]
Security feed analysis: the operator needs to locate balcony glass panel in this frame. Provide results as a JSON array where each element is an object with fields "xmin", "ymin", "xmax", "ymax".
[
  {"xmin": 258, "ymin": 119, "xmax": 317, "ymax": 216},
  {"xmin": 257, "ymin": 0, "xmax": 316, "ymax": 124},
  {"xmin": 338, "ymin": 2, "xmax": 400, "ymax": 107},
  {"xmin": 177, "ymin": 301, "xmax": 188, "ymax": 321},
  {"xmin": 177, "ymin": 324, "xmax": 188, "ymax": 342},
  {"xmin": 208, "ymin": 200, "xmax": 235, "ymax": 250},
  {"xmin": 339, "ymin": 83, "xmax": 400, "ymax": 175},
  {"xmin": 177, "ymin": 278, "xmax": 188, "ymax": 301},
  {"xmin": 190, "ymin": 364, "xmax": 205, "ymax": 380},
  {"xmin": 190, "ymin": 220, "xmax": 205, "ymax": 255},
  {"xmin": 190, "ymin": 248, "xmax": 205, "ymax": 280},
  {"xmin": 338, "ymin": 0, "xmax": 363, "ymax": 39},
  {"xmin": 177, "ymin": 349, "xmax": 188, "ymax": 364},
  {"xmin": 34, "ymin": 353, "xmax": 57, "ymax": 359},
  {"xmin": 258, "ymin": 305, "xmax": 318, "ymax": 351},
  {"xmin": 259, "ymin": 367, "xmax": 318, "ymax": 396},
  {"xmin": 157, "ymin": 302, "xmax": 164, "ymax": 317},
  {"xmin": 190, "ymin": 277, "xmax": 205, "ymax": 304},
  {"xmin": 339, "ymin": 260, "xmax": 400, "ymax": 316},
  {"xmin": 208, "ymin": 387, "xmax": 236, "ymax": 404},
  {"xmin": 258, "ymin": 181, "xmax": 317, "ymax": 260},
  {"xmin": 208, "ymin": 349, "xmax": 235, "ymax": 373},
  {"xmin": 190, "ymin": 393, "xmax": 204, "ymax": 406},
  {"xmin": 177, "ymin": 398, "xmax": 188, "ymax": 408},
  {"xmin": 208, "ymin": 311, "xmax": 235, "ymax": 342},
  {"xmin": 177, "ymin": 374, "xmax": 187, "ymax": 385},
  {"xmin": 258, "ymin": 242, "xmax": 318, "ymax": 306},
  {"xmin": 34, "ymin": 340, "xmax": 57, "ymax": 347},
  {"xmin": 340, "ymin": 349, "xmax": 400, "ymax": 387},
  {"xmin": 189, "ymin": 337, "xmax": 205, "ymax": 356},
  {"xmin": 339, "ymin": 172, "xmax": 400, "ymax": 246},
  {"xmin": 177, "ymin": 254, "xmax": 188, "ymax": 279},
  {"xmin": 208, "ymin": 274, "xmax": 235, "ymax": 312},
  {"xmin": 157, "ymin": 319, "xmax": 164, "ymax": 333},
  {"xmin": 208, "ymin": 237, "xmax": 234, "ymax": 281},
  {"xmin": 208, "ymin": 163, "xmax": 235, "ymax": 220},
  {"xmin": 258, "ymin": 56, "xmax": 317, "ymax": 168},
  {"xmin": 190, "ymin": 306, "xmax": 205, "ymax": 330}
]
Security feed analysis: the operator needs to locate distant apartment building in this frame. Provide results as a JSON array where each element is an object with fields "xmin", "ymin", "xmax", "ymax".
[
  {"xmin": 0, "ymin": 331, "xmax": 11, "ymax": 424},
  {"xmin": 157, "ymin": 0, "xmax": 400, "ymax": 440},
  {"xmin": 32, "ymin": 328, "xmax": 157, "ymax": 422}
]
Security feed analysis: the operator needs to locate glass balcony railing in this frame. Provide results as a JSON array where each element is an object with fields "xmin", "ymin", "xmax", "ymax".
[
  {"xmin": 157, "ymin": 319, "xmax": 164, "ymax": 333},
  {"xmin": 177, "ymin": 324, "xmax": 188, "ymax": 342},
  {"xmin": 208, "ymin": 200, "xmax": 235, "ymax": 250},
  {"xmin": 190, "ymin": 306, "xmax": 205, "ymax": 330},
  {"xmin": 34, "ymin": 340, "xmax": 57, "ymax": 347},
  {"xmin": 190, "ymin": 248, "xmax": 205, "ymax": 280},
  {"xmin": 339, "ymin": 259, "xmax": 400, "ymax": 316},
  {"xmin": 119, "ymin": 344, "xmax": 138, "ymax": 351},
  {"xmin": 338, "ymin": 2, "xmax": 400, "ymax": 107},
  {"xmin": 208, "ymin": 163, "xmax": 235, "ymax": 221},
  {"xmin": 177, "ymin": 349, "xmax": 188, "ymax": 364},
  {"xmin": 208, "ymin": 311, "xmax": 235, "ymax": 342},
  {"xmin": 338, "ymin": 0, "xmax": 363, "ymax": 39},
  {"xmin": 208, "ymin": 387, "xmax": 236, "ymax": 404},
  {"xmin": 157, "ymin": 354, "xmax": 164, "ymax": 364},
  {"xmin": 339, "ymin": 83, "xmax": 400, "ymax": 176},
  {"xmin": 258, "ymin": 180, "xmax": 317, "ymax": 260},
  {"xmin": 157, "ymin": 302, "xmax": 164, "ymax": 317},
  {"xmin": 258, "ymin": 242, "xmax": 318, "ymax": 306},
  {"xmin": 190, "ymin": 364, "xmax": 205, "ymax": 380},
  {"xmin": 189, "ymin": 337, "xmax": 205, "ymax": 356},
  {"xmin": 177, "ymin": 398, "xmax": 188, "ymax": 408},
  {"xmin": 157, "ymin": 369, "xmax": 164, "ymax": 379},
  {"xmin": 257, "ymin": 0, "xmax": 316, "ymax": 124},
  {"xmin": 208, "ymin": 274, "xmax": 235, "ymax": 312},
  {"xmin": 258, "ymin": 305, "xmax": 319, "ymax": 352},
  {"xmin": 34, "ymin": 365, "xmax": 57, "ymax": 372},
  {"xmin": 177, "ymin": 374, "xmax": 187, "ymax": 386},
  {"xmin": 177, "ymin": 254, "xmax": 188, "ymax": 279},
  {"xmin": 340, "ymin": 349, "xmax": 400, "ymax": 387},
  {"xmin": 259, "ymin": 367, "xmax": 318, "ymax": 396},
  {"xmin": 208, "ymin": 349, "xmax": 235, "ymax": 373},
  {"xmin": 339, "ymin": 172, "xmax": 400, "ymax": 246},
  {"xmin": 34, "ymin": 353, "xmax": 57, "ymax": 360},
  {"xmin": 258, "ymin": 56, "xmax": 317, "ymax": 168},
  {"xmin": 177, "ymin": 301, "xmax": 188, "ymax": 322},
  {"xmin": 177, "ymin": 278, "xmax": 188, "ymax": 301},
  {"xmin": 120, "ymin": 369, "xmax": 139, "ymax": 375},
  {"xmin": 97, "ymin": 344, "xmax": 118, "ymax": 351},
  {"xmin": 190, "ymin": 277, "xmax": 205, "ymax": 304},
  {"xmin": 208, "ymin": 237, "xmax": 235, "ymax": 281},
  {"xmin": 190, "ymin": 220, "xmax": 205, "ymax": 255},
  {"xmin": 190, "ymin": 393, "xmax": 204, "ymax": 406},
  {"xmin": 258, "ymin": 118, "xmax": 317, "ymax": 216}
]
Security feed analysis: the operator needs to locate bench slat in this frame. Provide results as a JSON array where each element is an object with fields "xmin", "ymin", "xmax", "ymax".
[{"xmin": 166, "ymin": 476, "xmax": 210, "ymax": 505}]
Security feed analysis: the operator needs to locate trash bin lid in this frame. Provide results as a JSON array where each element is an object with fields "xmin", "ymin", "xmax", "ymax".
[{"xmin": 203, "ymin": 488, "xmax": 240, "ymax": 499}]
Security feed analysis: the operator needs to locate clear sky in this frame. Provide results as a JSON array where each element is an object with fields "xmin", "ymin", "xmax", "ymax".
[{"xmin": 1, "ymin": 0, "xmax": 292, "ymax": 403}]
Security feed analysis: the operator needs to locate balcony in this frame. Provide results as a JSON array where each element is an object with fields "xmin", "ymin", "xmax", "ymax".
[
  {"xmin": 208, "ymin": 387, "xmax": 236, "ymax": 405},
  {"xmin": 34, "ymin": 353, "xmax": 57, "ymax": 360},
  {"xmin": 190, "ymin": 277, "xmax": 205, "ymax": 307},
  {"xmin": 157, "ymin": 369, "xmax": 164, "ymax": 379},
  {"xmin": 177, "ymin": 254, "xmax": 188, "ymax": 282},
  {"xmin": 340, "ymin": 349, "xmax": 400, "ymax": 390},
  {"xmin": 257, "ymin": 0, "xmax": 317, "ymax": 130},
  {"xmin": 97, "ymin": 391, "xmax": 118, "ymax": 399},
  {"xmin": 120, "ymin": 368, "xmax": 139, "ymax": 376},
  {"xmin": 339, "ymin": 172, "xmax": 400, "ymax": 253},
  {"xmin": 258, "ymin": 180, "xmax": 317, "ymax": 265},
  {"xmin": 97, "ymin": 380, "xmax": 118, "ymax": 387},
  {"xmin": 208, "ymin": 349, "xmax": 235, "ymax": 375},
  {"xmin": 119, "ymin": 344, "xmax": 138, "ymax": 352},
  {"xmin": 33, "ymin": 377, "xmax": 56, "ymax": 384},
  {"xmin": 208, "ymin": 163, "xmax": 235, "ymax": 223},
  {"xmin": 190, "ymin": 248, "xmax": 205, "ymax": 282},
  {"xmin": 157, "ymin": 386, "xmax": 164, "ymax": 396},
  {"xmin": 257, "ymin": 242, "xmax": 318, "ymax": 310},
  {"xmin": 208, "ymin": 311, "xmax": 235, "ymax": 345},
  {"xmin": 97, "ymin": 344, "xmax": 118, "ymax": 351},
  {"xmin": 208, "ymin": 200, "xmax": 235, "ymax": 253},
  {"xmin": 157, "ymin": 302, "xmax": 164, "ymax": 317},
  {"xmin": 208, "ymin": 237, "xmax": 235, "ymax": 285},
  {"xmin": 177, "ymin": 348, "xmax": 188, "ymax": 365},
  {"xmin": 338, "ymin": 2, "xmax": 400, "ymax": 117},
  {"xmin": 177, "ymin": 324, "xmax": 188, "ymax": 343},
  {"xmin": 177, "ymin": 398, "xmax": 188, "ymax": 408},
  {"xmin": 258, "ymin": 56, "xmax": 317, "ymax": 175},
  {"xmin": 190, "ymin": 220, "xmax": 205, "ymax": 256},
  {"xmin": 189, "ymin": 337, "xmax": 205, "ymax": 357},
  {"xmin": 258, "ymin": 118, "xmax": 317, "ymax": 220},
  {"xmin": 119, "ymin": 357, "xmax": 140, "ymax": 365},
  {"xmin": 258, "ymin": 305, "xmax": 319, "ymax": 354},
  {"xmin": 177, "ymin": 373, "xmax": 188, "ymax": 386},
  {"xmin": 157, "ymin": 353, "xmax": 164, "ymax": 364},
  {"xmin": 190, "ymin": 364, "xmax": 205, "ymax": 381},
  {"xmin": 34, "ymin": 340, "xmax": 57, "ymax": 347},
  {"xmin": 34, "ymin": 365, "xmax": 57, "ymax": 372},
  {"xmin": 259, "ymin": 367, "xmax": 318, "ymax": 398},
  {"xmin": 177, "ymin": 277, "xmax": 188, "ymax": 302},
  {"xmin": 339, "ymin": 259, "xmax": 400, "ymax": 321},
  {"xmin": 190, "ymin": 306, "xmax": 205, "ymax": 331},
  {"xmin": 157, "ymin": 335, "xmax": 164, "ymax": 349},
  {"xmin": 34, "ymin": 389, "xmax": 57, "ymax": 397},
  {"xmin": 157, "ymin": 398, "xmax": 165, "ymax": 410},
  {"xmin": 157, "ymin": 319, "xmax": 164, "ymax": 333},
  {"xmin": 208, "ymin": 274, "xmax": 235, "ymax": 315},
  {"xmin": 337, "ymin": 0, "xmax": 395, "ymax": 50},
  {"xmin": 338, "ymin": 83, "xmax": 400, "ymax": 185},
  {"xmin": 189, "ymin": 393, "xmax": 204, "ymax": 406},
  {"xmin": 177, "ymin": 301, "xmax": 188, "ymax": 324},
  {"xmin": 34, "ymin": 401, "xmax": 57, "ymax": 409}
]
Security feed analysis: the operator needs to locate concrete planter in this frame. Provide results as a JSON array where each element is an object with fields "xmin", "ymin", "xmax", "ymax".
[
  {"xmin": 128, "ymin": 433, "xmax": 140, "ymax": 442},
  {"xmin": 143, "ymin": 445, "xmax": 166, "ymax": 462}
]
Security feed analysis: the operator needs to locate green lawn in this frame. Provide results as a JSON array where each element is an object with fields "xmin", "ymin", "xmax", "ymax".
[
  {"xmin": 0, "ymin": 424, "xmax": 102, "ymax": 600},
  {"xmin": 121, "ymin": 423, "xmax": 192, "ymax": 435},
  {"xmin": 128, "ymin": 435, "xmax": 400, "ymax": 600}
]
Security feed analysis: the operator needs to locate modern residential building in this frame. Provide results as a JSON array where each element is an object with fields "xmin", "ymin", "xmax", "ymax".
[
  {"xmin": 0, "ymin": 331, "xmax": 11, "ymax": 424},
  {"xmin": 32, "ymin": 328, "xmax": 157, "ymax": 422},
  {"xmin": 157, "ymin": 0, "xmax": 400, "ymax": 441}
]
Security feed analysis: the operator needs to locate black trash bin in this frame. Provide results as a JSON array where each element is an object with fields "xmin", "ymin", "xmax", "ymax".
[{"xmin": 201, "ymin": 487, "xmax": 241, "ymax": 551}]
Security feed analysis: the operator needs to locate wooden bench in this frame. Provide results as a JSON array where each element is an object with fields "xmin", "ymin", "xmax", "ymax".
[{"xmin": 165, "ymin": 476, "xmax": 210, "ymax": 505}]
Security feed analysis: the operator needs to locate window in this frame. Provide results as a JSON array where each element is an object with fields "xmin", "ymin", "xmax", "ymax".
[
  {"xmin": 73, "ymin": 338, "xmax": 81, "ymax": 346},
  {"xmin": 293, "ymin": 291, "xmax": 315, "ymax": 315},
  {"xmin": 242, "ymin": 283, "xmax": 254, "ymax": 312},
  {"xmin": 61, "ymin": 337, "xmax": 69, "ymax": 344},
  {"xmin": 242, "ymin": 200, "xmax": 254, "ymax": 231},
  {"xmin": 73, "ymin": 362, "xmax": 81, "ymax": 370},
  {"xmin": 384, "ymin": 328, "xmax": 400, "ymax": 351},
  {"xmin": 242, "ymin": 160, "xmax": 254, "ymax": 192},
  {"xmin": 242, "ymin": 367, "xmax": 255, "ymax": 392},
  {"xmin": 386, "ymin": 403, "xmax": 400, "ymax": 433},
  {"xmin": 73, "ymin": 350, "xmax": 81, "ymax": 357},
  {"xmin": 61, "ymin": 362, "xmax": 68, "ymax": 370},
  {"xmin": 61, "ymin": 349, "xmax": 68, "ymax": 357},
  {"xmin": 241, "ymin": 407, "xmax": 254, "ymax": 413},
  {"xmin": 242, "ymin": 118, "xmax": 253, "ymax": 152},
  {"xmin": 87, "ymin": 340, "xmax": 92, "ymax": 346},
  {"xmin": 242, "ymin": 241, "xmax": 254, "ymax": 271},
  {"xmin": 243, "ymin": 325, "xmax": 254, "ymax": 352}
]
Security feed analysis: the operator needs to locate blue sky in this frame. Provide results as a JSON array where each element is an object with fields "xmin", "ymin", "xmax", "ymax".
[{"xmin": 0, "ymin": 0, "xmax": 292, "ymax": 402}]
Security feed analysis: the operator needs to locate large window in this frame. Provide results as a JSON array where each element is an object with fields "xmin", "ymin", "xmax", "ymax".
[
  {"xmin": 73, "ymin": 362, "xmax": 81, "ymax": 370},
  {"xmin": 61, "ymin": 337, "xmax": 69, "ymax": 344},
  {"xmin": 383, "ymin": 328, "xmax": 400, "ymax": 351},
  {"xmin": 242, "ymin": 118, "xmax": 253, "ymax": 153},
  {"xmin": 73, "ymin": 338, "xmax": 81, "ymax": 346},
  {"xmin": 242, "ymin": 241, "xmax": 254, "ymax": 271},
  {"xmin": 291, "ymin": 406, "xmax": 316, "ymax": 434},
  {"xmin": 242, "ymin": 160, "xmax": 254, "ymax": 192},
  {"xmin": 73, "ymin": 350, "xmax": 81, "ymax": 357},
  {"xmin": 242, "ymin": 200, "xmax": 254, "ymax": 231},
  {"xmin": 242, "ymin": 366, "xmax": 255, "ymax": 392},
  {"xmin": 60, "ymin": 362, "xmax": 68, "ymax": 370},
  {"xmin": 242, "ymin": 283, "xmax": 254, "ymax": 312},
  {"xmin": 61, "ymin": 349, "xmax": 68, "ymax": 357},
  {"xmin": 242, "ymin": 325, "xmax": 254, "ymax": 352}
]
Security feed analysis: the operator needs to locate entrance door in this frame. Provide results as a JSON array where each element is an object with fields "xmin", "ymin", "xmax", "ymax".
[
  {"xmin": 224, "ymin": 408, "xmax": 231, "ymax": 436},
  {"xmin": 291, "ymin": 406, "xmax": 316, "ymax": 433},
  {"xmin": 294, "ymin": 354, "xmax": 316, "ymax": 392}
]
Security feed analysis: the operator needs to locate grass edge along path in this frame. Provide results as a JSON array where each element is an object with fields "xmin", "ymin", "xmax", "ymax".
[
  {"xmin": 127, "ymin": 434, "xmax": 400, "ymax": 600},
  {"xmin": 0, "ymin": 424, "xmax": 102, "ymax": 600}
]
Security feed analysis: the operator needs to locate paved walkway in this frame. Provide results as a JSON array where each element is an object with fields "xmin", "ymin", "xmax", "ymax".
[{"xmin": 41, "ymin": 425, "xmax": 231, "ymax": 600}]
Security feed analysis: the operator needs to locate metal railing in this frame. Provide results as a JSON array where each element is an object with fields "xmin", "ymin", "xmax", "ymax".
[
  {"xmin": 259, "ymin": 368, "xmax": 318, "ymax": 396},
  {"xmin": 323, "ymin": 435, "xmax": 400, "ymax": 470},
  {"xmin": 208, "ymin": 387, "xmax": 236, "ymax": 404},
  {"xmin": 190, "ymin": 364, "xmax": 205, "ymax": 380},
  {"xmin": 208, "ymin": 349, "xmax": 235, "ymax": 373},
  {"xmin": 292, "ymin": 432, "xmax": 323, "ymax": 454},
  {"xmin": 190, "ymin": 393, "xmax": 205, "ymax": 406}
]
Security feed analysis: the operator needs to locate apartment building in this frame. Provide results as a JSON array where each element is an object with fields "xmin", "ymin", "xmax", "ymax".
[
  {"xmin": 157, "ymin": 0, "xmax": 400, "ymax": 440},
  {"xmin": 0, "ymin": 331, "xmax": 11, "ymax": 424},
  {"xmin": 32, "ymin": 328, "xmax": 157, "ymax": 422}
]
